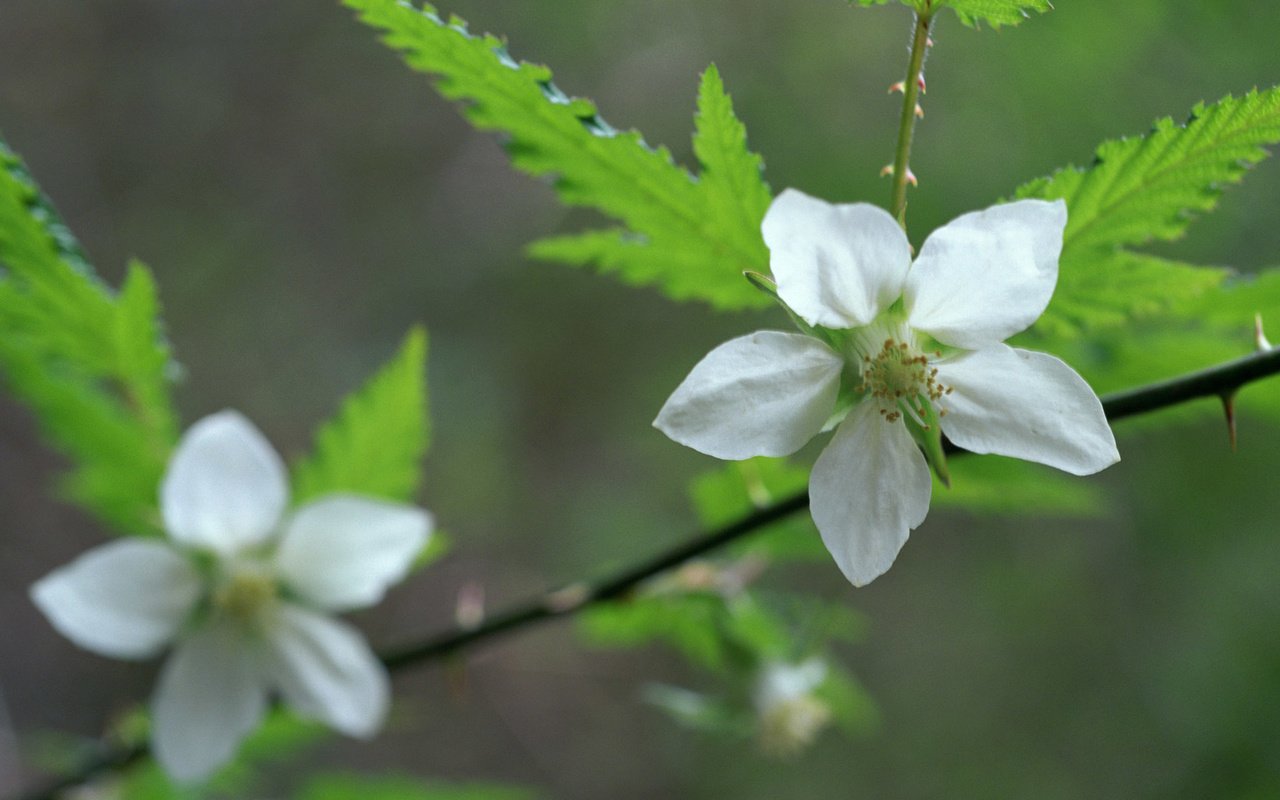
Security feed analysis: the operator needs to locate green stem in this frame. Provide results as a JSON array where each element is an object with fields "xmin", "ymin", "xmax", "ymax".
[{"xmin": 889, "ymin": 8, "xmax": 932, "ymax": 226}]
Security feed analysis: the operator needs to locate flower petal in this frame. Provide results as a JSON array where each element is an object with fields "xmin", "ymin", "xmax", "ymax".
[
  {"xmin": 764, "ymin": 188, "xmax": 912, "ymax": 329},
  {"xmin": 809, "ymin": 401, "xmax": 932, "ymax": 587},
  {"xmin": 151, "ymin": 622, "xmax": 267, "ymax": 782},
  {"xmin": 275, "ymin": 496, "xmax": 432, "ymax": 612},
  {"xmin": 30, "ymin": 540, "xmax": 201, "ymax": 660},
  {"xmin": 654, "ymin": 331, "xmax": 844, "ymax": 460},
  {"xmin": 264, "ymin": 604, "xmax": 389, "ymax": 738},
  {"xmin": 905, "ymin": 199, "xmax": 1066, "ymax": 348},
  {"xmin": 936, "ymin": 344, "xmax": 1120, "ymax": 475},
  {"xmin": 161, "ymin": 411, "xmax": 289, "ymax": 554}
]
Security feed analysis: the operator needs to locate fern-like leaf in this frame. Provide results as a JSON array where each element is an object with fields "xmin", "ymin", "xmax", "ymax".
[
  {"xmin": 940, "ymin": 0, "xmax": 1051, "ymax": 28},
  {"xmin": 1013, "ymin": 88, "xmax": 1280, "ymax": 337},
  {"xmin": 848, "ymin": 0, "xmax": 1050, "ymax": 28},
  {"xmin": 292, "ymin": 326, "xmax": 430, "ymax": 504},
  {"xmin": 347, "ymin": 0, "xmax": 772, "ymax": 310},
  {"xmin": 0, "ymin": 142, "xmax": 177, "ymax": 533},
  {"xmin": 1018, "ymin": 89, "xmax": 1280, "ymax": 253}
]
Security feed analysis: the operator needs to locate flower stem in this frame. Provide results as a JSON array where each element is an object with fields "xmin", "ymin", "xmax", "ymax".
[{"xmin": 889, "ymin": 7, "xmax": 933, "ymax": 227}]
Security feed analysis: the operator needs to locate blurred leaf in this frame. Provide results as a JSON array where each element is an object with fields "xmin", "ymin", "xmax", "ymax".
[
  {"xmin": 847, "ymin": 0, "xmax": 1050, "ymax": 28},
  {"xmin": 0, "ymin": 140, "xmax": 177, "ymax": 533},
  {"xmin": 941, "ymin": 0, "xmax": 1051, "ymax": 28},
  {"xmin": 690, "ymin": 458, "xmax": 827, "ymax": 562},
  {"xmin": 720, "ymin": 595, "xmax": 794, "ymax": 662},
  {"xmin": 1028, "ymin": 251, "xmax": 1227, "ymax": 339},
  {"xmin": 112, "ymin": 714, "xmax": 324, "ymax": 799},
  {"xmin": 347, "ymin": 0, "xmax": 772, "ymax": 310},
  {"xmin": 580, "ymin": 592, "xmax": 732, "ymax": 671},
  {"xmin": 299, "ymin": 774, "xmax": 538, "ymax": 800},
  {"xmin": 642, "ymin": 684, "xmax": 750, "ymax": 735},
  {"xmin": 816, "ymin": 664, "xmax": 879, "ymax": 736},
  {"xmin": 1016, "ymin": 88, "xmax": 1280, "ymax": 336},
  {"xmin": 1056, "ymin": 269, "xmax": 1280, "ymax": 426},
  {"xmin": 935, "ymin": 456, "xmax": 1105, "ymax": 516},
  {"xmin": 292, "ymin": 326, "xmax": 429, "ymax": 504}
]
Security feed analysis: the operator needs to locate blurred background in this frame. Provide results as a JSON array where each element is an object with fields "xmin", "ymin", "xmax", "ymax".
[{"xmin": 2, "ymin": 0, "xmax": 1280, "ymax": 797}]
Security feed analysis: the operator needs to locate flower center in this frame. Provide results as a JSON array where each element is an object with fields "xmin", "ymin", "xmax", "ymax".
[
  {"xmin": 858, "ymin": 336, "xmax": 951, "ymax": 426},
  {"xmin": 757, "ymin": 694, "xmax": 832, "ymax": 758},
  {"xmin": 213, "ymin": 565, "xmax": 278, "ymax": 623}
]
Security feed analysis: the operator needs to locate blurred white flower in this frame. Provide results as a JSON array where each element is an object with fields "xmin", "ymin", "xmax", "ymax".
[
  {"xmin": 753, "ymin": 659, "xmax": 831, "ymax": 757},
  {"xmin": 31, "ymin": 411, "xmax": 431, "ymax": 782},
  {"xmin": 656, "ymin": 189, "xmax": 1119, "ymax": 586}
]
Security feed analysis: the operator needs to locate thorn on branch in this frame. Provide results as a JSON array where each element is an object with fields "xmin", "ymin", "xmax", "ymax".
[{"xmin": 1220, "ymin": 391, "xmax": 1238, "ymax": 451}]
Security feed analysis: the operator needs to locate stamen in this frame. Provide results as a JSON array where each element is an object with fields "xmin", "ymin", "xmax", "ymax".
[
  {"xmin": 214, "ymin": 566, "xmax": 278, "ymax": 623},
  {"xmin": 855, "ymin": 332, "xmax": 952, "ymax": 425}
]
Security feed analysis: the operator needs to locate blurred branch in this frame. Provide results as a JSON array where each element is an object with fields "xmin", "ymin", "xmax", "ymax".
[{"xmin": 12, "ymin": 343, "xmax": 1280, "ymax": 800}]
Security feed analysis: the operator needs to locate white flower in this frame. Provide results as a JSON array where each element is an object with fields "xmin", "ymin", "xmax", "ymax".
[
  {"xmin": 655, "ymin": 189, "xmax": 1119, "ymax": 587},
  {"xmin": 753, "ymin": 659, "xmax": 831, "ymax": 757},
  {"xmin": 30, "ymin": 411, "xmax": 431, "ymax": 782}
]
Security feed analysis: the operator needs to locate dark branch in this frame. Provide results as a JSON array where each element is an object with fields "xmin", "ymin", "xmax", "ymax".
[{"xmin": 12, "ymin": 345, "xmax": 1280, "ymax": 800}]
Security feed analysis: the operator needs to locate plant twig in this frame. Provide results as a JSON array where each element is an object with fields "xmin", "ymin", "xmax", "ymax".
[
  {"xmin": 12, "ymin": 344, "xmax": 1280, "ymax": 800},
  {"xmin": 889, "ymin": 6, "xmax": 933, "ymax": 225}
]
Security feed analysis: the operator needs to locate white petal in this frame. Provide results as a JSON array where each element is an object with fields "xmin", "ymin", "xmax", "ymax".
[
  {"xmin": 936, "ymin": 344, "xmax": 1120, "ymax": 475},
  {"xmin": 30, "ymin": 540, "xmax": 201, "ymax": 660},
  {"xmin": 654, "ymin": 331, "xmax": 844, "ymax": 460},
  {"xmin": 161, "ymin": 411, "xmax": 289, "ymax": 555},
  {"xmin": 809, "ymin": 402, "xmax": 932, "ymax": 587},
  {"xmin": 264, "ymin": 604, "xmax": 389, "ymax": 738},
  {"xmin": 906, "ymin": 199, "xmax": 1067, "ymax": 348},
  {"xmin": 151, "ymin": 622, "xmax": 267, "ymax": 782},
  {"xmin": 764, "ymin": 188, "xmax": 912, "ymax": 329},
  {"xmin": 275, "ymin": 496, "xmax": 432, "ymax": 612}
]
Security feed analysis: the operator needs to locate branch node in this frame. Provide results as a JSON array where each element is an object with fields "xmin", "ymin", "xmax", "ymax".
[
  {"xmin": 543, "ymin": 582, "xmax": 591, "ymax": 614},
  {"xmin": 454, "ymin": 581, "xmax": 486, "ymax": 630}
]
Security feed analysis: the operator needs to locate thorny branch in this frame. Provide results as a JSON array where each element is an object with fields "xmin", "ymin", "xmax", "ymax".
[{"xmin": 13, "ymin": 343, "xmax": 1280, "ymax": 800}]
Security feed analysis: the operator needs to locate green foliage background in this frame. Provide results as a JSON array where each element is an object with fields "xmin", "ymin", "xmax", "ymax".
[{"xmin": 2, "ymin": 1, "xmax": 1280, "ymax": 798}]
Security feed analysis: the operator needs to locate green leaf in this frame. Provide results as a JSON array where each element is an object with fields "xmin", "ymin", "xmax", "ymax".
[
  {"xmin": 347, "ymin": 0, "xmax": 772, "ymax": 310},
  {"xmin": 816, "ymin": 664, "xmax": 879, "ymax": 736},
  {"xmin": 1019, "ymin": 89, "xmax": 1280, "ymax": 253},
  {"xmin": 580, "ymin": 593, "xmax": 733, "ymax": 671},
  {"xmin": 691, "ymin": 64, "xmax": 773, "ymax": 271},
  {"xmin": 292, "ymin": 326, "xmax": 429, "ymax": 504},
  {"xmin": 1015, "ymin": 88, "xmax": 1280, "ymax": 337},
  {"xmin": 935, "ymin": 456, "xmax": 1105, "ymax": 516},
  {"xmin": 1055, "ymin": 269, "xmax": 1280, "ymax": 426},
  {"xmin": 690, "ymin": 458, "xmax": 827, "ymax": 563},
  {"xmin": 1030, "ymin": 251, "xmax": 1227, "ymax": 338},
  {"xmin": 642, "ymin": 684, "xmax": 750, "ymax": 736},
  {"xmin": 0, "ymin": 141, "xmax": 177, "ymax": 533},
  {"xmin": 300, "ymin": 774, "xmax": 538, "ymax": 800},
  {"xmin": 0, "ymin": 338, "xmax": 168, "ymax": 532},
  {"xmin": 846, "ymin": 0, "xmax": 1050, "ymax": 28},
  {"xmin": 939, "ymin": 0, "xmax": 1051, "ymax": 28}
]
